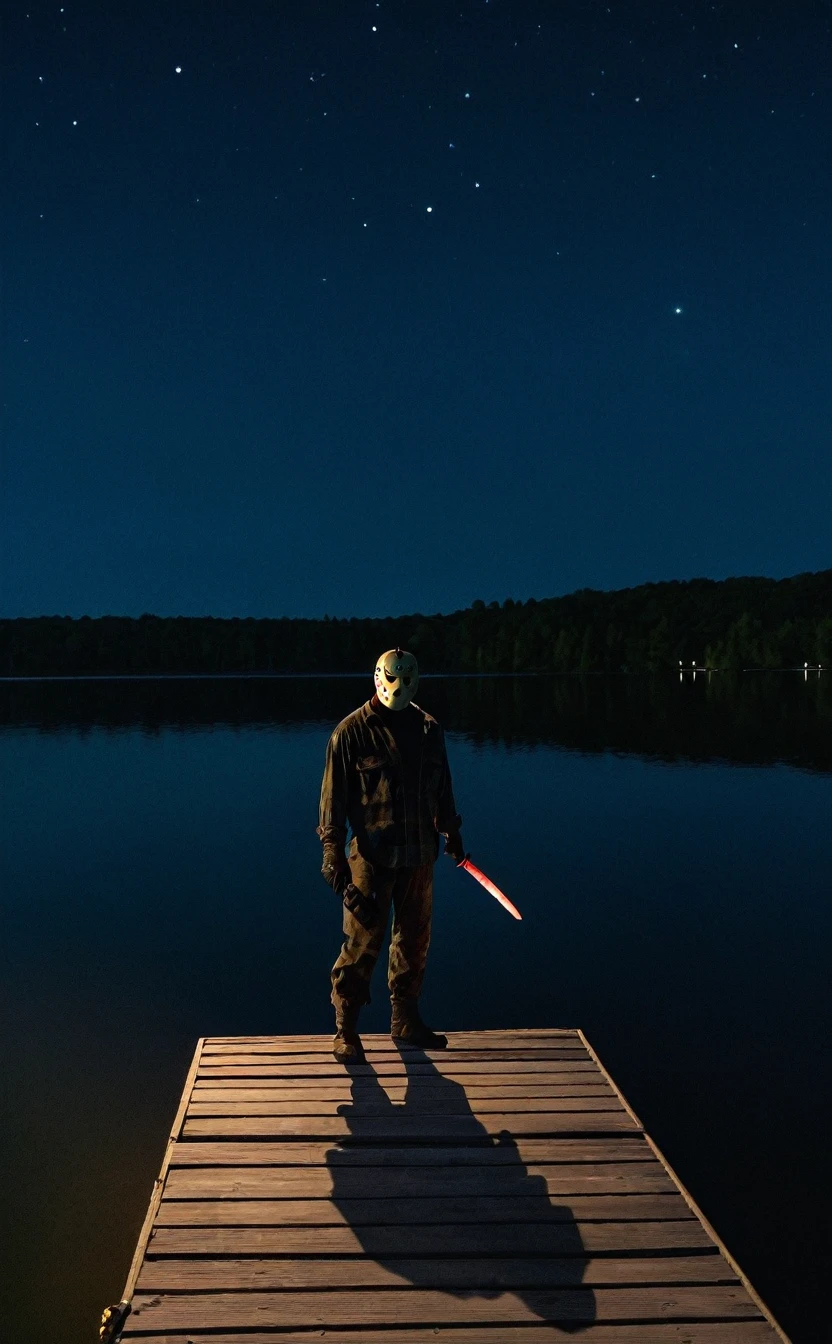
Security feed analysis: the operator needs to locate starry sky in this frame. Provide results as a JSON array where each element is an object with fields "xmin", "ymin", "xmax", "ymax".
[{"xmin": 3, "ymin": 1, "xmax": 831, "ymax": 619}]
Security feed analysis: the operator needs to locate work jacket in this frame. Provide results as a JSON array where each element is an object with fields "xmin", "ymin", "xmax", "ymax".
[{"xmin": 317, "ymin": 699, "xmax": 461, "ymax": 869}]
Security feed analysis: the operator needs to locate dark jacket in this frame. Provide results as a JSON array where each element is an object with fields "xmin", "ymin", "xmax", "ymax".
[{"xmin": 317, "ymin": 699, "xmax": 461, "ymax": 869}]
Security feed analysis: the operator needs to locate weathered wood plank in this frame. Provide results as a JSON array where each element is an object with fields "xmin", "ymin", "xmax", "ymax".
[
  {"xmin": 148, "ymin": 1218, "xmax": 713, "ymax": 1255},
  {"xmin": 201, "ymin": 1043, "xmax": 590, "ymax": 1055},
  {"xmin": 124, "ymin": 1284, "xmax": 763, "ymax": 1329},
  {"xmin": 182, "ymin": 1111, "xmax": 639, "ymax": 1138},
  {"xmin": 168, "ymin": 1138, "xmax": 650, "ymax": 1167},
  {"xmin": 163, "ymin": 1162, "xmax": 675, "ymax": 1200},
  {"xmin": 223, "ymin": 1028, "xmax": 581, "ymax": 1034},
  {"xmin": 202, "ymin": 1032, "xmax": 581, "ymax": 1054},
  {"xmin": 119, "ymin": 1030, "xmax": 789, "ymax": 1344},
  {"xmin": 192, "ymin": 1070, "xmax": 601, "ymax": 1089},
  {"xmin": 122, "ymin": 1326, "xmax": 782, "ymax": 1344},
  {"xmin": 187, "ymin": 1096, "xmax": 625, "ymax": 1117},
  {"xmin": 200, "ymin": 1045, "xmax": 588, "ymax": 1060},
  {"xmin": 137, "ymin": 1253, "xmax": 735, "ymax": 1292},
  {"xmin": 196, "ymin": 1060, "xmax": 599, "ymax": 1077},
  {"xmin": 200, "ymin": 1046, "xmax": 591, "ymax": 1058},
  {"xmin": 154, "ymin": 1192, "xmax": 692, "ymax": 1223},
  {"xmin": 191, "ymin": 1081, "xmax": 616, "ymax": 1099},
  {"xmin": 198, "ymin": 1055, "xmax": 589, "ymax": 1074}
]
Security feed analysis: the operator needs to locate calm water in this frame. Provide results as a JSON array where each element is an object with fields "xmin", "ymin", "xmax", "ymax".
[{"xmin": 1, "ymin": 673, "xmax": 830, "ymax": 1343}]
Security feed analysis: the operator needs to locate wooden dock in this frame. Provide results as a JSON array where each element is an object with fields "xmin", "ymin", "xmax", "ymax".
[{"xmin": 115, "ymin": 1029, "xmax": 789, "ymax": 1342}]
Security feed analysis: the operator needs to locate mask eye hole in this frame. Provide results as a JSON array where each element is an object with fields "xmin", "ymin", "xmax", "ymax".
[
  {"xmin": 384, "ymin": 669, "xmax": 397, "ymax": 684},
  {"xmin": 403, "ymin": 677, "xmax": 411, "ymax": 687}
]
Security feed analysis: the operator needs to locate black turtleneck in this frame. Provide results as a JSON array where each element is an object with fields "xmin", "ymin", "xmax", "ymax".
[{"xmin": 371, "ymin": 694, "xmax": 424, "ymax": 781}]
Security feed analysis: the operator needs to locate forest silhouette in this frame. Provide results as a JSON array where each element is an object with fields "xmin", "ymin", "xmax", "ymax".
[{"xmin": 2, "ymin": 569, "xmax": 830, "ymax": 677}]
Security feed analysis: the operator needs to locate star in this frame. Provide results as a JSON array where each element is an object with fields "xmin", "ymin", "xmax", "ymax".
[
  {"xmin": 674, "ymin": 307, "xmax": 683, "ymax": 315},
  {"xmin": 426, "ymin": 206, "xmax": 433, "ymax": 213},
  {"xmin": 175, "ymin": 66, "xmax": 182, "ymax": 74}
]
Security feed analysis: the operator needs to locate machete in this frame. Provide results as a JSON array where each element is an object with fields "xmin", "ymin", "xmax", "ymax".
[{"xmin": 457, "ymin": 856, "xmax": 523, "ymax": 920}]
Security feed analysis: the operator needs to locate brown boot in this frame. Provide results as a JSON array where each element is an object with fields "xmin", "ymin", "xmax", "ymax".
[
  {"xmin": 332, "ymin": 1001, "xmax": 364, "ymax": 1063},
  {"xmin": 390, "ymin": 999, "xmax": 447, "ymax": 1049}
]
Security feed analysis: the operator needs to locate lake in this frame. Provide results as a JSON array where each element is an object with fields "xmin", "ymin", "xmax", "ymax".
[{"xmin": 1, "ymin": 672, "xmax": 830, "ymax": 1343}]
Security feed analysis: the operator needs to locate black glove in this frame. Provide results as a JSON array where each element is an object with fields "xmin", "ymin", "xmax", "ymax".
[
  {"xmin": 343, "ymin": 882, "xmax": 379, "ymax": 929},
  {"xmin": 443, "ymin": 828, "xmax": 466, "ymax": 863},
  {"xmin": 321, "ymin": 843, "xmax": 349, "ymax": 894}
]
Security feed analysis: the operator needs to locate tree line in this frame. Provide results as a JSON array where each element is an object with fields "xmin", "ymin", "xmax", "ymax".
[{"xmin": 1, "ymin": 570, "xmax": 830, "ymax": 677}]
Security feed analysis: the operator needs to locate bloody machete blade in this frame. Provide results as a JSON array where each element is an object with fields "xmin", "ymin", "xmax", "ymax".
[{"xmin": 458, "ymin": 857, "xmax": 522, "ymax": 920}]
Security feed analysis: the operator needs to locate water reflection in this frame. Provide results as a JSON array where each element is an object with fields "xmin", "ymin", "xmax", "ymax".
[
  {"xmin": 1, "ymin": 672, "xmax": 829, "ymax": 1344},
  {"xmin": 327, "ymin": 1044, "xmax": 595, "ymax": 1329},
  {"xmin": 2, "ymin": 671, "xmax": 830, "ymax": 773}
]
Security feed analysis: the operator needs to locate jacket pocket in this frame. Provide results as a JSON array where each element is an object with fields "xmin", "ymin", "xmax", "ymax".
[
  {"xmin": 356, "ymin": 756, "xmax": 386, "ymax": 772},
  {"xmin": 355, "ymin": 755, "xmax": 393, "ymax": 810}
]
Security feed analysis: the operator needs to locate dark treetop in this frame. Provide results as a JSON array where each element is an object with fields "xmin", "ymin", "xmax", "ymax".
[{"xmin": 2, "ymin": 569, "xmax": 830, "ymax": 677}]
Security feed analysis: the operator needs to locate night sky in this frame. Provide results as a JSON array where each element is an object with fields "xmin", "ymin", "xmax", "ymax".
[{"xmin": 4, "ymin": 1, "xmax": 830, "ymax": 619}]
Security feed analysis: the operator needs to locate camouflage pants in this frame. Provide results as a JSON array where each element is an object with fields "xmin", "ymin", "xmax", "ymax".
[{"xmin": 330, "ymin": 855, "xmax": 434, "ymax": 1008}]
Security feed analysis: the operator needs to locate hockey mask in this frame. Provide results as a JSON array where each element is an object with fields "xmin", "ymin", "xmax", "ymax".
[{"xmin": 374, "ymin": 648, "xmax": 419, "ymax": 710}]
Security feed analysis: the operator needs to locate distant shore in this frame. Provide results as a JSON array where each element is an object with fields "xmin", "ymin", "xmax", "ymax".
[
  {"xmin": 0, "ymin": 668, "xmax": 825, "ymax": 683},
  {"xmin": 2, "ymin": 570, "xmax": 830, "ymax": 677}
]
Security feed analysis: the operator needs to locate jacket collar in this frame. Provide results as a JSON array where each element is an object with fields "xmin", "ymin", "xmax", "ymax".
[{"xmin": 361, "ymin": 698, "xmax": 436, "ymax": 733}]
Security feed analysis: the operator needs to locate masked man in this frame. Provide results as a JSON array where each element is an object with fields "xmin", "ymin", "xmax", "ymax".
[{"xmin": 317, "ymin": 649, "xmax": 465, "ymax": 1062}]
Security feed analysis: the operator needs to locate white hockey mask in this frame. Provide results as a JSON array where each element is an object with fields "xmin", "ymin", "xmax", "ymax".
[{"xmin": 374, "ymin": 648, "xmax": 419, "ymax": 710}]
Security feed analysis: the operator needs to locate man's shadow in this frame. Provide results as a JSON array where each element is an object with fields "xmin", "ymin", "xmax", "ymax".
[{"xmin": 326, "ymin": 1044, "xmax": 596, "ymax": 1329}]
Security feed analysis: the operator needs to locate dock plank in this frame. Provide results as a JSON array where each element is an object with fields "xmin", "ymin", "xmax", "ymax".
[
  {"xmin": 187, "ymin": 1095, "xmax": 624, "ymax": 1115},
  {"xmin": 137, "ymin": 1254, "xmax": 736, "ymax": 1291},
  {"xmin": 124, "ymin": 1328, "xmax": 782, "ymax": 1343},
  {"xmin": 167, "ymin": 1138, "xmax": 647, "ymax": 1166},
  {"xmin": 199, "ymin": 1049, "xmax": 590, "ymax": 1064},
  {"xmin": 148, "ymin": 1218, "xmax": 714, "ymax": 1253},
  {"xmin": 125, "ymin": 1284, "xmax": 764, "ymax": 1329},
  {"xmin": 128, "ymin": 1329, "xmax": 780, "ymax": 1344},
  {"xmin": 192, "ymin": 1081, "xmax": 616, "ymax": 1098},
  {"xmin": 197, "ymin": 1060, "xmax": 599, "ymax": 1077},
  {"xmin": 117, "ymin": 1029, "xmax": 790, "ymax": 1344},
  {"xmin": 163, "ymin": 1162, "xmax": 676, "ymax": 1199},
  {"xmin": 183, "ymin": 1110, "xmax": 640, "ymax": 1137},
  {"xmin": 192, "ymin": 1070, "xmax": 601, "ymax": 1089},
  {"xmin": 153, "ymin": 1192, "xmax": 696, "ymax": 1223},
  {"xmin": 200, "ymin": 1036, "xmax": 583, "ymax": 1056}
]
